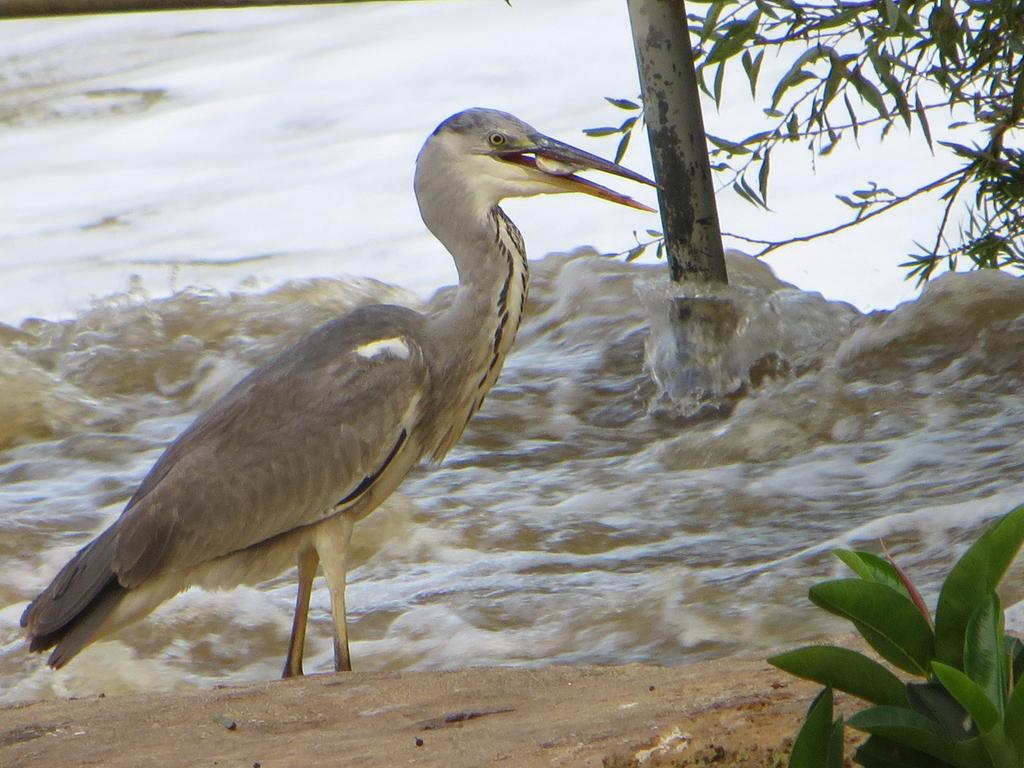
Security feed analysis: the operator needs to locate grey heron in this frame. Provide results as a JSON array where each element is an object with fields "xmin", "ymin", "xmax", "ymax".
[{"xmin": 22, "ymin": 108, "xmax": 654, "ymax": 677}]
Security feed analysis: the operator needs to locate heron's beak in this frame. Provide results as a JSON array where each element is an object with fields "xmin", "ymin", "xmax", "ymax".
[{"xmin": 497, "ymin": 135, "xmax": 657, "ymax": 212}]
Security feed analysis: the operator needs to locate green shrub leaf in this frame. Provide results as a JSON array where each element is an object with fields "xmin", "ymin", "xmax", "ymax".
[
  {"xmin": 905, "ymin": 681, "xmax": 973, "ymax": 739},
  {"xmin": 934, "ymin": 505, "xmax": 1024, "ymax": 669},
  {"xmin": 1004, "ymin": 675, "xmax": 1024, "ymax": 758},
  {"xmin": 825, "ymin": 715, "xmax": 844, "ymax": 768},
  {"xmin": 931, "ymin": 661, "xmax": 1000, "ymax": 733},
  {"xmin": 809, "ymin": 579, "xmax": 934, "ymax": 675},
  {"xmin": 847, "ymin": 706, "xmax": 966, "ymax": 764},
  {"xmin": 769, "ymin": 645, "xmax": 908, "ymax": 706},
  {"xmin": 963, "ymin": 591, "xmax": 1008, "ymax": 714},
  {"xmin": 790, "ymin": 687, "xmax": 842, "ymax": 768},
  {"xmin": 835, "ymin": 549, "xmax": 907, "ymax": 594},
  {"xmin": 952, "ymin": 734, "xmax": 1012, "ymax": 767},
  {"xmin": 854, "ymin": 735, "xmax": 952, "ymax": 768},
  {"xmin": 1008, "ymin": 636, "xmax": 1024, "ymax": 687}
]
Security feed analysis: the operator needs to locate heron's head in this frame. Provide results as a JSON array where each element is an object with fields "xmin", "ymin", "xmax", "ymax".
[{"xmin": 415, "ymin": 108, "xmax": 655, "ymax": 218}]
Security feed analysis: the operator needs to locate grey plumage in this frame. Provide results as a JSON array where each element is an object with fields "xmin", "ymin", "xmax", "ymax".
[{"xmin": 22, "ymin": 108, "xmax": 654, "ymax": 676}]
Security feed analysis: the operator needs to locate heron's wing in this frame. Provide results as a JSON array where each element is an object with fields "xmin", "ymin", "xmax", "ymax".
[{"xmin": 110, "ymin": 305, "xmax": 432, "ymax": 587}]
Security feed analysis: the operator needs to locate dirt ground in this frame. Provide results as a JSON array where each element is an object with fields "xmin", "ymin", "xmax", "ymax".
[{"xmin": 0, "ymin": 655, "xmax": 858, "ymax": 768}]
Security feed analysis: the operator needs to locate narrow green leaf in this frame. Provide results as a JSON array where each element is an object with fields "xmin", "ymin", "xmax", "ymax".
[
  {"xmin": 928, "ymin": 5, "xmax": 961, "ymax": 64},
  {"xmin": 614, "ymin": 131, "xmax": 631, "ymax": 165},
  {"xmin": 740, "ymin": 50, "xmax": 754, "ymax": 97},
  {"xmin": 699, "ymin": 0, "xmax": 725, "ymax": 44},
  {"xmin": 809, "ymin": 580, "xmax": 934, "ymax": 675},
  {"xmin": 914, "ymin": 92, "xmax": 934, "ymax": 152},
  {"xmin": 822, "ymin": 62, "xmax": 843, "ymax": 109},
  {"xmin": 713, "ymin": 61, "xmax": 726, "ymax": 107},
  {"xmin": 893, "ymin": 88, "xmax": 912, "ymax": 130},
  {"xmin": 963, "ymin": 591, "xmax": 1008, "ymax": 714},
  {"xmin": 604, "ymin": 97, "xmax": 639, "ymax": 111},
  {"xmin": 624, "ymin": 243, "xmax": 645, "ymax": 263},
  {"xmin": 749, "ymin": 50, "xmax": 764, "ymax": 98},
  {"xmin": 706, "ymin": 133, "xmax": 753, "ymax": 155},
  {"xmin": 768, "ymin": 645, "xmax": 908, "ymax": 706},
  {"xmin": 843, "ymin": 93, "xmax": 859, "ymax": 141},
  {"xmin": 739, "ymin": 129, "xmax": 773, "ymax": 146},
  {"xmin": 582, "ymin": 126, "xmax": 618, "ymax": 137},
  {"xmin": 737, "ymin": 174, "xmax": 766, "ymax": 208},
  {"xmin": 868, "ymin": 48, "xmax": 910, "ymax": 128},
  {"xmin": 893, "ymin": 2, "xmax": 917, "ymax": 34},
  {"xmin": 936, "ymin": 141, "xmax": 980, "ymax": 161},
  {"xmin": 849, "ymin": 70, "xmax": 888, "ymax": 119},
  {"xmin": 932, "ymin": 661, "xmax": 1000, "ymax": 733},
  {"xmin": 790, "ymin": 687, "xmax": 838, "ymax": 768},
  {"xmin": 754, "ymin": 0, "xmax": 778, "ymax": 20},
  {"xmin": 705, "ymin": 13, "xmax": 759, "ymax": 66},
  {"xmin": 757, "ymin": 150, "xmax": 771, "ymax": 206},
  {"xmin": 696, "ymin": 64, "xmax": 711, "ymax": 98},
  {"xmin": 816, "ymin": 6, "xmax": 859, "ymax": 30},
  {"xmin": 770, "ymin": 44, "xmax": 831, "ymax": 108},
  {"xmin": 934, "ymin": 505, "xmax": 1024, "ymax": 669},
  {"xmin": 882, "ymin": 0, "xmax": 898, "ymax": 28},
  {"xmin": 732, "ymin": 180, "xmax": 758, "ymax": 207},
  {"xmin": 835, "ymin": 194, "xmax": 868, "ymax": 210},
  {"xmin": 739, "ymin": 48, "xmax": 765, "ymax": 98}
]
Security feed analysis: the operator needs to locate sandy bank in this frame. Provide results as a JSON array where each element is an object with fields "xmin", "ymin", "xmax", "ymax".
[{"xmin": 1, "ymin": 655, "xmax": 852, "ymax": 767}]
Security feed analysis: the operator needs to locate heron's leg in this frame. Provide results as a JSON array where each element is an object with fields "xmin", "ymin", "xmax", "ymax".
[
  {"xmin": 282, "ymin": 547, "xmax": 320, "ymax": 679},
  {"xmin": 314, "ymin": 513, "xmax": 356, "ymax": 673}
]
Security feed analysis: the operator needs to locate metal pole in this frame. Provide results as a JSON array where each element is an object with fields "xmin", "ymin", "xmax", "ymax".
[
  {"xmin": 0, "ymin": 0, "xmax": 393, "ymax": 20},
  {"xmin": 626, "ymin": 0, "xmax": 728, "ymax": 284}
]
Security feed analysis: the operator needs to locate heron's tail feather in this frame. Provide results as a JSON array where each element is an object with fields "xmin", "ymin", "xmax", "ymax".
[
  {"xmin": 45, "ymin": 582, "xmax": 126, "ymax": 668},
  {"xmin": 21, "ymin": 526, "xmax": 125, "ymax": 666}
]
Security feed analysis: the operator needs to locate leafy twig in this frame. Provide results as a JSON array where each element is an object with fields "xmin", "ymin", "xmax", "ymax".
[{"xmin": 721, "ymin": 169, "xmax": 964, "ymax": 258}]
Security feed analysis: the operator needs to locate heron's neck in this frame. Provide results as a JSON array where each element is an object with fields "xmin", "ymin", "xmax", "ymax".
[
  {"xmin": 419, "ymin": 199, "xmax": 529, "ymax": 459},
  {"xmin": 430, "ymin": 204, "xmax": 528, "ymax": 363}
]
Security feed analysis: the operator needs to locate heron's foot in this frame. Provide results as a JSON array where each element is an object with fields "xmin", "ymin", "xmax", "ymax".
[
  {"xmin": 282, "ymin": 655, "xmax": 304, "ymax": 679},
  {"xmin": 333, "ymin": 637, "xmax": 352, "ymax": 673}
]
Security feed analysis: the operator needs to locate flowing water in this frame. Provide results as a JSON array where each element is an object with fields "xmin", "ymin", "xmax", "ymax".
[
  {"xmin": 1, "ymin": 0, "xmax": 1022, "ymax": 708},
  {"xmin": 1, "ymin": 251, "xmax": 1023, "ymax": 704}
]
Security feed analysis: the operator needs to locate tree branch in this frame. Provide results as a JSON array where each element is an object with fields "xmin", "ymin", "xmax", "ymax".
[{"xmin": 723, "ymin": 169, "xmax": 965, "ymax": 258}]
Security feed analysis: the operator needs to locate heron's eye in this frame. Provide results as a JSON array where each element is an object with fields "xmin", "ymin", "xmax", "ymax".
[{"xmin": 488, "ymin": 133, "xmax": 507, "ymax": 146}]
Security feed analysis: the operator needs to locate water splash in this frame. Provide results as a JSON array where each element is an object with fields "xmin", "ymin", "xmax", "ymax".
[{"xmin": 1, "ymin": 253, "xmax": 1022, "ymax": 704}]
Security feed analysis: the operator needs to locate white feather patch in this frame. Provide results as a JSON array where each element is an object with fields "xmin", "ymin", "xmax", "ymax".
[{"xmin": 355, "ymin": 336, "xmax": 410, "ymax": 361}]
